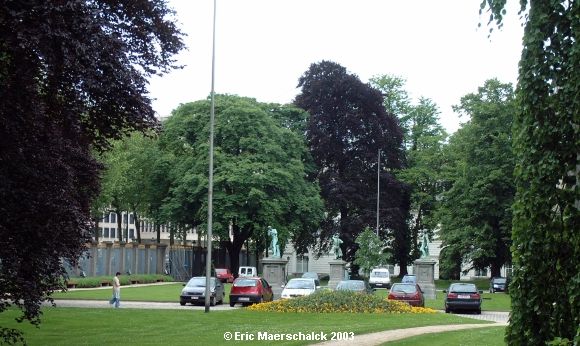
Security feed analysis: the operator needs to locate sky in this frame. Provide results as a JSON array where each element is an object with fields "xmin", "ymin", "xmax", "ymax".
[{"xmin": 147, "ymin": 0, "xmax": 525, "ymax": 134}]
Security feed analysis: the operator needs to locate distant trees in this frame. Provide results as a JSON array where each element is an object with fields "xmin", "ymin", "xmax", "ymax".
[
  {"xmin": 437, "ymin": 79, "xmax": 515, "ymax": 279},
  {"xmin": 0, "ymin": 0, "xmax": 183, "ymax": 343},
  {"xmin": 295, "ymin": 61, "xmax": 410, "ymax": 271}
]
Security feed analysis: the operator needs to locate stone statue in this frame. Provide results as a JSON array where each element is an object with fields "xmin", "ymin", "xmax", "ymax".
[
  {"xmin": 267, "ymin": 226, "xmax": 280, "ymax": 258},
  {"xmin": 419, "ymin": 232, "xmax": 430, "ymax": 258},
  {"xmin": 331, "ymin": 234, "xmax": 343, "ymax": 259}
]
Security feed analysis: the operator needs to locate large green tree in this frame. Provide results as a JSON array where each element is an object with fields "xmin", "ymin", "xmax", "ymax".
[
  {"xmin": 0, "ymin": 0, "xmax": 183, "ymax": 343},
  {"xmin": 161, "ymin": 95, "xmax": 324, "ymax": 274},
  {"xmin": 483, "ymin": 1, "xmax": 579, "ymax": 344},
  {"xmin": 438, "ymin": 79, "xmax": 515, "ymax": 279},
  {"xmin": 294, "ymin": 61, "xmax": 410, "ymax": 271}
]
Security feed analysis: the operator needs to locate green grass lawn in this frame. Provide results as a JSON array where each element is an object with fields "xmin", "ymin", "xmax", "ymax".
[
  {"xmin": 0, "ymin": 308, "xmax": 490, "ymax": 346},
  {"xmin": 383, "ymin": 326, "xmax": 506, "ymax": 345},
  {"xmin": 51, "ymin": 283, "xmax": 233, "ymax": 303},
  {"xmin": 373, "ymin": 289, "xmax": 511, "ymax": 311}
]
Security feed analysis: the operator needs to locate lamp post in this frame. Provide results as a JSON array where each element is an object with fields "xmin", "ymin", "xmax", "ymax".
[
  {"xmin": 204, "ymin": 0, "xmax": 217, "ymax": 313},
  {"xmin": 376, "ymin": 149, "xmax": 380, "ymax": 236}
]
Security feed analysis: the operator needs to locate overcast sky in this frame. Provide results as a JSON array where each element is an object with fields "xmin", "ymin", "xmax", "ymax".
[{"xmin": 147, "ymin": 0, "xmax": 524, "ymax": 134}]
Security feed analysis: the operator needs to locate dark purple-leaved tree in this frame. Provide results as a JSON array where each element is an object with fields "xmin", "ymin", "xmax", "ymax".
[
  {"xmin": 0, "ymin": 1, "xmax": 183, "ymax": 343},
  {"xmin": 294, "ymin": 61, "xmax": 411, "ymax": 274}
]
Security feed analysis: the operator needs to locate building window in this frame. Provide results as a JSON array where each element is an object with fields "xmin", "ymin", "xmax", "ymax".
[
  {"xmin": 296, "ymin": 255, "xmax": 308, "ymax": 273},
  {"xmin": 129, "ymin": 213, "xmax": 134, "ymax": 224},
  {"xmin": 110, "ymin": 228, "xmax": 116, "ymax": 239},
  {"xmin": 103, "ymin": 213, "xmax": 109, "ymax": 223},
  {"xmin": 103, "ymin": 227, "xmax": 109, "ymax": 238},
  {"xmin": 110, "ymin": 213, "xmax": 116, "ymax": 223},
  {"xmin": 123, "ymin": 213, "xmax": 128, "ymax": 224},
  {"xmin": 505, "ymin": 263, "xmax": 513, "ymax": 278},
  {"xmin": 475, "ymin": 268, "xmax": 488, "ymax": 277},
  {"xmin": 129, "ymin": 229, "xmax": 135, "ymax": 240}
]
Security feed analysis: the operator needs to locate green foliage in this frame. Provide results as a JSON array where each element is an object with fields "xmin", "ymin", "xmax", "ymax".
[
  {"xmin": 160, "ymin": 95, "xmax": 324, "ymax": 271},
  {"xmin": 65, "ymin": 275, "xmax": 173, "ymax": 288},
  {"xmin": 438, "ymin": 79, "xmax": 515, "ymax": 279},
  {"xmin": 354, "ymin": 227, "xmax": 391, "ymax": 276},
  {"xmin": 483, "ymin": 1, "xmax": 580, "ymax": 344}
]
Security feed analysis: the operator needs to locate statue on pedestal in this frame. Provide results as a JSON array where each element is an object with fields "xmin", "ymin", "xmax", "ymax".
[
  {"xmin": 419, "ymin": 232, "xmax": 430, "ymax": 258},
  {"xmin": 331, "ymin": 234, "xmax": 343, "ymax": 260},
  {"xmin": 268, "ymin": 226, "xmax": 280, "ymax": 258}
]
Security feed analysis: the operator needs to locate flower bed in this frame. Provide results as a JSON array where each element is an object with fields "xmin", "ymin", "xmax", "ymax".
[{"xmin": 247, "ymin": 290, "xmax": 437, "ymax": 314}]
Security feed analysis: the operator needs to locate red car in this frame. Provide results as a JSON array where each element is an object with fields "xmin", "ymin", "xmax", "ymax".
[
  {"xmin": 387, "ymin": 283, "xmax": 425, "ymax": 307},
  {"xmin": 215, "ymin": 268, "xmax": 234, "ymax": 283},
  {"xmin": 229, "ymin": 277, "xmax": 274, "ymax": 307}
]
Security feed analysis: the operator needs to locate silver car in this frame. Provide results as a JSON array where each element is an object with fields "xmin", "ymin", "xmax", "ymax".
[{"xmin": 180, "ymin": 276, "xmax": 224, "ymax": 306}]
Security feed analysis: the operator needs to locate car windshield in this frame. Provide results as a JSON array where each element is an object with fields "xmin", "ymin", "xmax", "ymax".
[
  {"xmin": 391, "ymin": 284, "xmax": 417, "ymax": 293},
  {"xmin": 286, "ymin": 279, "xmax": 314, "ymax": 289},
  {"xmin": 449, "ymin": 284, "xmax": 477, "ymax": 293},
  {"xmin": 186, "ymin": 278, "xmax": 214, "ymax": 287},
  {"xmin": 371, "ymin": 271, "xmax": 388, "ymax": 277},
  {"xmin": 337, "ymin": 281, "xmax": 365, "ymax": 290},
  {"xmin": 402, "ymin": 276, "xmax": 416, "ymax": 283},
  {"xmin": 234, "ymin": 279, "xmax": 258, "ymax": 287},
  {"xmin": 493, "ymin": 278, "xmax": 507, "ymax": 283},
  {"xmin": 215, "ymin": 269, "xmax": 226, "ymax": 274}
]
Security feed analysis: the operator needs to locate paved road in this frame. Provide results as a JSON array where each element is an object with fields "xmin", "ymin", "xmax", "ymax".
[{"xmin": 451, "ymin": 310, "xmax": 509, "ymax": 324}]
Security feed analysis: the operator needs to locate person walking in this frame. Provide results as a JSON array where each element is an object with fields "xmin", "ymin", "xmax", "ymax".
[{"xmin": 110, "ymin": 272, "xmax": 121, "ymax": 308}]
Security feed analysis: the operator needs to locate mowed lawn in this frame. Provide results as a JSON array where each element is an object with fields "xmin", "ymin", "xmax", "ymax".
[
  {"xmin": 373, "ymin": 289, "xmax": 511, "ymax": 312},
  {"xmin": 384, "ymin": 326, "xmax": 506, "ymax": 345},
  {"xmin": 0, "ymin": 308, "xmax": 490, "ymax": 346},
  {"xmin": 51, "ymin": 283, "xmax": 214, "ymax": 303}
]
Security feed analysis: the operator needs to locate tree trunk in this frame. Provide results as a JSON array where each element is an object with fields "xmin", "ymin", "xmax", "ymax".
[
  {"xmin": 134, "ymin": 212, "xmax": 141, "ymax": 244},
  {"xmin": 156, "ymin": 222, "xmax": 161, "ymax": 244}
]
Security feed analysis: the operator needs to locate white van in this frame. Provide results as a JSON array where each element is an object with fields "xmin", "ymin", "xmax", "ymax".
[
  {"xmin": 369, "ymin": 267, "xmax": 391, "ymax": 289},
  {"xmin": 238, "ymin": 266, "xmax": 257, "ymax": 277}
]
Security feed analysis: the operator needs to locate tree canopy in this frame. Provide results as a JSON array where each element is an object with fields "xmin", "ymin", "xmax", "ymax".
[
  {"xmin": 438, "ymin": 79, "xmax": 515, "ymax": 279},
  {"xmin": 294, "ymin": 61, "xmax": 410, "ymax": 269},
  {"xmin": 0, "ymin": 1, "xmax": 184, "ymax": 342},
  {"xmin": 483, "ymin": 1, "xmax": 579, "ymax": 344},
  {"xmin": 160, "ymin": 95, "xmax": 324, "ymax": 274}
]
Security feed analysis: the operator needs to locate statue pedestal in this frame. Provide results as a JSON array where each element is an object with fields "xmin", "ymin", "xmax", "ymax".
[
  {"xmin": 414, "ymin": 259, "xmax": 437, "ymax": 299},
  {"xmin": 327, "ymin": 259, "xmax": 346, "ymax": 289},
  {"xmin": 262, "ymin": 257, "xmax": 288, "ymax": 299}
]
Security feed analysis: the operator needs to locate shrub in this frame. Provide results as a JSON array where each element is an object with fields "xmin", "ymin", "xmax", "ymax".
[
  {"xmin": 247, "ymin": 290, "xmax": 436, "ymax": 314},
  {"xmin": 65, "ymin": 274, "xmax": 173, "ymax": 288}
]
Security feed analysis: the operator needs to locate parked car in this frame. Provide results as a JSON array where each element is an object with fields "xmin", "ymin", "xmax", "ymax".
[
  {"xmin": 335, "ymin": 280, "xmax": 373, "ymax": 294},
  {"xmin": 229, "ymin": 277, "xmax": 274, "ymax": 307},
  {"xmin": 401, "ymin": 274, "xmax": 417, "ymax": 284},
  {"xmin": 180, "ymin": 277, "xmax": 224, "ymax": 306},
  {"xmin": 368, "ymin": 267, "xmax": 391, "ymax": 289},
  {"xmin": 444, "ymin": 283, "xmax": 482, "ymax": 314},
  {"xmin": 387, "ymin": 283, "xmax": 425, "ymax": 307},
  {"xmin": 215, "ymin": 268, "xmax": 234, "ymax": 283},
  {"xmin": 238, "ymin": 266, "xmax": 257, "ymax": 277},
  {"xmin": 301, "ymin": 272, "xmax": 320, "ymax": 287},
  {"xmin": 489, "ymin": 277, "xmax": 508, "ymax": 293},
  {"xmin": 281, "ymin": 278, "xmax": 318, "ymax": 299}
]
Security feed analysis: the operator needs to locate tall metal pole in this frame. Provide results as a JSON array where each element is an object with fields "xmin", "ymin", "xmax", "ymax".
[
  {"xmin": 204, "ymin": 0, "xmax": 217, "ymax": 313},
  {"xmin": 376, "ymin": 149, "xmax": 380, "ymax": 236}
]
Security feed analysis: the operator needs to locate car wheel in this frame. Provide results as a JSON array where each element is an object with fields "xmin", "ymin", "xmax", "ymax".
[
  {"xmin": 229, "ymin": 302, "xmax": 235, "ymax": 307},
  {"xmin": 180, "ymin": 301, "xmax": 185, "ymax": 306},
  {"xmin": 476, "ymin": 308, "xmax": 481, "ymax": 315},
  {"xmin": 445, "ymin": 306, "xmax": 450, "ymax": 313}
]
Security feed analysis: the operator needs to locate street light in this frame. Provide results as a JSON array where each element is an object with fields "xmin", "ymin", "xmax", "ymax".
[
  {"xmin": 204, "ymin": 0, "xmax": 217, "ymax": 313},
  {"xmin": 376, "ymin": 149, "xmax": 380, "ymax": 236}
]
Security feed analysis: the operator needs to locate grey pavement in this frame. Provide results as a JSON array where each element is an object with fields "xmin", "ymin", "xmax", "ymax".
[{"xmin": 451, "ymin": 310, "xmax": 509, "ymax": 324}]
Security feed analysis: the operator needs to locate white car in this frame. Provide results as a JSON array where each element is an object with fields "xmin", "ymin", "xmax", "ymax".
[
  {"xmin": 281, "ymin": 278, "xmax": 318, "ymax": 299},
  {"xmin": 369, "ymin": 268, "xmax": 391, "ymax": 289}
]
